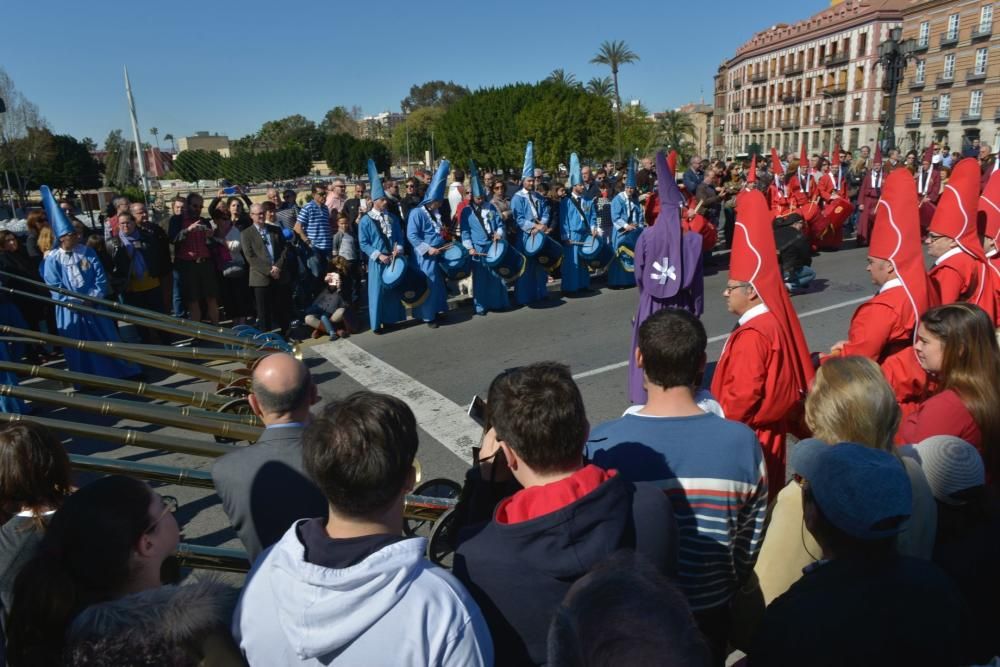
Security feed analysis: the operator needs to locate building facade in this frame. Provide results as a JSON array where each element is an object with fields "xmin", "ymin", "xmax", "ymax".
[
  {"xmin": 894, "ymin": 0, "xmax": 998, "ymax": 154},
  {"xmin": 677, "ymin": 103, "xmax": 715, "ymax": 159},
  {"xmin": 720, "ymin": 0, "xmax": 905, "ymax": 158},
  {"xmin": 360, "ymin": 111, "xmax": 405, "ymax": 140},
  {"xmin": 177, "ymin": 131, "xmax": 231, "ymax": 157}
]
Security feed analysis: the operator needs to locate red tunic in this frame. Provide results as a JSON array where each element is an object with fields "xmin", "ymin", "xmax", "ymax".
[
  {"xmin": 838, "ymin": 285, "xmax": 913, "ymax": 363},
  {"xmin": 916, "ymin": 169, "xmax": 941, "ymax": 236},
  {"xmin": 856, "ymin": 171, "xmax": 883, "ymax": 245},
  {"xmin": 897, "ymin": 388, "xmax": 981, "ymax": 450},
  {"xmin": 711, "ymin": 310, "xmax": 804, "ymax": 490},
  {"xmin": 928, "ymin": 250, "xmax": 997, "ymax": 319}
]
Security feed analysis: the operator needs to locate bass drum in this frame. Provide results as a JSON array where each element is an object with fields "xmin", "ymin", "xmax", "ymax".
[
  {"xmin": 383, "ymin": 256, "xmax": 429, "ymax": 307},
  {"xmin": 485, "ymin": 239, "xmax": 526, "ymax": 283},
  {"xmin": 439, "ymin": 244, "xmax": 472, "ymax": 280},
  {"xmin": 615, "ymin": 227, "xmax": 641, "ymax": 273},
  {"xmin": 523, "ymin": 233, "xmax": 563, "ymax": 273},
  {"xmin": 381, "ymin": 256, "xmax": 407, "ymax": 291},
  {"xmin": 580, "ymin": 235, "xmax": 613, "ymax": 270}
]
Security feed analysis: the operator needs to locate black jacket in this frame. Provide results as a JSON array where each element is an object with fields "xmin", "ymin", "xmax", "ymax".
[
  {"xmin": 453, "ymin": 473, "xmax": 677, "ymax": 666},
  {"xmin": 107, "ymin": 229, "xmax": 167, "ymax": 294},
  {"xmin": 773, "ymin": 217, "xmax": 812, "ymax": 274}
]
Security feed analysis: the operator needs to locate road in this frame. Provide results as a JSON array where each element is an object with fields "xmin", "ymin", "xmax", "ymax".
[{"xmin": 23, "ymin": 242, "xmax": 875, "ymax": 554}]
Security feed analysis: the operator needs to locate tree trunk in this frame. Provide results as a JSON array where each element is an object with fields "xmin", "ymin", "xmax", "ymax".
[{"xmin": 613, "ymin": 69, "xmax": 623, "ymax": 163}]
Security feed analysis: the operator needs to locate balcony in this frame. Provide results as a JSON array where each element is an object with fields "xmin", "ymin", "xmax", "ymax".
[
  {"xmin": 905, "ymin": 117, "xmax": 923, "ymax": 128},
  {"xmin": 971, "ymin": 24, "xmax": 992, "ymax": 40},
  {"xmin": 931, "ymin": 111, "xmax": 951, "ymax": 125},
  {"xmin": 733, "ymin": 79, "xmax": 743, "ymax": 89},
  {"xmin": 749, "ymin": 123, "xmax": 766, "ymax": 132},
  {"xmin": 750, "ymin": 72, "xmax": 768, "ymax": 83},
  {"xmin": 780, "ymin": 120, "xmax": 800, "ymax": 130},
  {"xmin": 823, "ymin": 52, "xmax": 850, "ymax": 67},
  {"xmin": 940, "ymin": 33, "xmax": 959, "ymax": 48},
  {"xmin": 750, "ymin": 99, "xmax": 766, "ymax": 108},
  {"xmin": 784, "ymin": 63, "xmax": 804, "ymax": 76},
  {"xmin": 819, "ymin": 113, "xmax": 844, "ymax": 127},
  {"xmin": 732, "ymin": 101, "xmax": 742, "ymax": 111},
  {"xmin": 967, "ymin": 68, "xmax": 987, "ymax": 82},
  {"xmin": 935, "ymin": 73, "xmax": 955, "ymax": 87},
  {"xmin": 782, "ymin": 94, "xmax": 802, "ymax": 104},
  {"xmin": 913, "ymin": 38, "xmax": 930, "ymax": 52},
  {"xmin": 822, "ymin": 85, "xmax": 848, "ymax": 97},
  {"xmin": 909, "ymin": 77, "xmax": 926, "ymax": 89},
  {"xmin": 961, "ymin": 109, "xmax": 982, "ymax": 123},
  {"xmin": 995, "ymin": 107, "xmax": 1000, "ymax": 122},
  {"xmin": 730, "ymin": 123, "xmax": 741, "ymax": 133}
]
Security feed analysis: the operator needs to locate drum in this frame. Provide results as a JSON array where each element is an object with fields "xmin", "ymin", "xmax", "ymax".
[
  {"xmin": 382, "ymin": 256, "xmax": 429, "ymax": 307},
  {"xmin": 580, "ymin": 235, "xmax": 613, "ymax": 270},
  {"xmin": 382, "ymin": 256, "xmax": 407, "ymax": 291},
  {"xmin": 615, "ymin": 228, "xmax": 641, "ymax": 273},
  {"xmin": 523, "ymin": 232, "xmax": 563, "ymax": 272},
  {"xmin": 439, "ymin": 244, "xmax": 472, "ymax": 280},
  {"xmin": 485, "ymin": 240, "xmax": 526, "ymax": 282}
]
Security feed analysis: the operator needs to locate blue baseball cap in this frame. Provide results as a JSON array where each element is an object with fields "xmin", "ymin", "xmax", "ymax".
[{"xmin": 791, "ymin": 439, "xmax": 912, "ymax": 540}]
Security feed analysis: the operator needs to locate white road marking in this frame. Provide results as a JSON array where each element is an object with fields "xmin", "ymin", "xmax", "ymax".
[
  {"xmin": 571, "ymin": 294, "xmax": 871, "ymax": 380},
  {"xmin": 312, "ymin": 340, "xmax": 481, "ymax": 463}
]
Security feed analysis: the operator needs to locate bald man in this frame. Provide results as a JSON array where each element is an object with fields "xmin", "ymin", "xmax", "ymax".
[{"xmin": 211, "ymin": 353, "xmax": 326, "ymax": 559}]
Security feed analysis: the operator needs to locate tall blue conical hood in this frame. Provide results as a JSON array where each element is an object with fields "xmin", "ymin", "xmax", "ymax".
[
  {"xmin": 420, "ymin": 160, "xmax": 450, "ymax": 205},
  {"xmin": 569, "ymin": 153, "xmax": 582, "ymax": 187},
  {"xmin": 42, "ymin": 185, "xmax": 74, "ymax": 239},
  {"xmin": 626, "ymin": 156, "xmax": 637, "ymax": 188},
  {"xmin": 367, "ymin": 159, "xmax": 386, "ymax": 201},
  {"xmin": 469, "ymin": 160, "xmax": 486, "ymax": 199},
  {"xmin": 521, "ymin": 141, "xmax": 535, "ymax": 180}
]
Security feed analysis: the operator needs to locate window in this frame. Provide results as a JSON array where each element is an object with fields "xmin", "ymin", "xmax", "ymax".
[
  {"xmin": 912, "ymin": 97, "xmax": 922, "ymax": 120},
  {"xmin": 980, "ymin": 4, "xmax": 993, "ymax": 31},
  {"xmin": 918, "ymin": 21, "xmax": 930, "ymax": 47},
  {"xmin": 944, "ymin": 53, "xmax": 956, "ymax": 79},
  {"xmin": 975, "ymin": 47, "xmax": 988, "ymax": 74},
  {"xmin": 858, "ymin": 32, "xmax": 868, "ymax": 56},
  {"xmin": 946, "ymin": 13, "xmax": 959, "ymax": 40},
  {"xmin": 939, "ymin": 93, "xmax": 951, "ymax": 115},
  {"xmin": 852, "ymin": 97, "xmax": 862, "ymax": 120},
  {"xmin": 915, "ymin": 60, "xmax": 926, "ymax": 83},
  {"xmin": 970, "ymin": 89, "xmax": 983, "ymax": 115}
]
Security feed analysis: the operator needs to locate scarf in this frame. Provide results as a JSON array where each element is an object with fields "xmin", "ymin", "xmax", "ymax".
[
  {"xmin": 517, "ymin": 188, "xmax": 540, "ymax": 221},
  {"xmin": 369, "ymin": 209, "xmax": 393, "ymax": 244},
  {"xmin": 917, "ymin": 167, "xmax": 932, "ymax": 196},
  {"xmin": 57, "ymin": 245, "xmax": 88, "ymax": 291},
  {"xmin": 118, "ymin": 228, "xmax": 148, "ymax": 281}
]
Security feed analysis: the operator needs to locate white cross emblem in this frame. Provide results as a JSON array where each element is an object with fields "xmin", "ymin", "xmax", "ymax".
[{"xmin": 651, "ymin": 259, "xmax": 677, "ymax": 285}]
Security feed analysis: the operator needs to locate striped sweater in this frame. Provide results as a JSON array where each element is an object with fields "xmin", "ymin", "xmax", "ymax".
[{"xmin": 587, "ymin": 411, "xmax": 768, "ymax": 611}]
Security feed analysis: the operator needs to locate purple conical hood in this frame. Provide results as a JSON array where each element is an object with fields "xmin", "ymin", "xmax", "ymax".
[{"xmin": 640, "ymin": 151, "xmax": 692, "ymax": 299}]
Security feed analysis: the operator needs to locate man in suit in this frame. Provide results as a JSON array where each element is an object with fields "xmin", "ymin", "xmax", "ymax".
[
  {"xmin": 242, "ymin": 203, "xmax": 293, "ymax": 335},
  {"xmin": 212, "ymin": 352, "xmax": 325, "ymax": 560}
]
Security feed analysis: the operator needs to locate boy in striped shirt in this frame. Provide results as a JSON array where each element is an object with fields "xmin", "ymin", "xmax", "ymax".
[{"xmin": 587, "ymin": 308, "xmax": 767, "ymax": 665}]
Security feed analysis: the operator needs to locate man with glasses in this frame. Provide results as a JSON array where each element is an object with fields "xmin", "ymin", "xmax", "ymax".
[
  {"xmin": 275, "ymin": 189, "xmax": 298, "ymax": 232},
  {"xmin": 325, "ymin": 178, "xmax": 348, "ymax": 216},
  {"xmin": 401, "ymin": 177, "xmax": 422, "ymax": 220},
  {"xmin": 242, "ymin": 203, "xmax": 293, "ymax": 334},
  {"xmin": 711, "ymin": 190, "xmax": 814, "ymax": 494},
  {"xmin": 296, "ymin": 184, "xmax": 333, "ymax": 297},
  {"xmin": 168, "ymin": 193, "xmax": 220, "ymax": 324}
]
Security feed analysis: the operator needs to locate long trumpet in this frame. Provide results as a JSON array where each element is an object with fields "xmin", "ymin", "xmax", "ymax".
[
  {"xmin": 0, "ymin": 269, "xmax": 287, "ymax": 350},
  {"xmin": 0, "ymin": 359, "xmax": 241, "ymax": 411},
  {"xmin": 0, "ymin": 413, "xmax": 236, "ymax": 457},
  {"xmin": 109, "ymin": 342, "xmax": 270, "ymax": 365},
  {"xmin": 0, "ymin": 384, "xmax": 262, "ymax": 442},
  {"xmin": 0, "ymin": 324, "xmax": 250, "ymax": 389}
]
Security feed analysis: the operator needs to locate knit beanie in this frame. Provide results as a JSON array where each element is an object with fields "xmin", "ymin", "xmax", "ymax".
[{"xmin": 913, "ymin": 436, "xmax": 985, "ymax": 505}]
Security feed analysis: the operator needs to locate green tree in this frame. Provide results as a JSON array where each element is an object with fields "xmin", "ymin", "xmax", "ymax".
[
  {"xmin": 652, "ymin": 110, "xmax": 697, "ymax": 166},
  {"xmin": 545, "ymin": 69, "xmax": 579, "ymax": 88},
  {"xmin": 149, "ymin": 126, "xmax": 160, "ymax": 153},
  {"xmin": 35, "ymin": 134, "xmax": 102, "ymax": 190},
  {"xmin": 319, "ymin": 106, "xmax": 359, "ymax": 137},
  {"xmin": 162, "ymin": 133, "xmax": 176, "ymax": 153},
  {"xmin": 172, "ymin": 150, "xmax": 223, "ymax": 181},
  {"xmin": 257, "ymin": 114, "xmax": 324, "ymax": 158},
  {"xmin": 390, "ymin": 107, "xmax": 443, "ymax": 165},
  {"xmin": 621, "ymin": 104, "xmax": 657, "ymax": 158},
  {"xmin": 347, "ymin": 139, "xmax": 390, "ymax": 178},
  {"xmin": 585, "ymin": 76, "xmax": 614, "ymax": 101},
  {"xmin": 590, "ymin": 39, "xmax": 640, "ymax": 162},
  {"xmin": 401, "ymin": 80, "xmax": 470, "ymax": 113},
  {"xmin": 324, "ymin": 132, "xmax": 357, "ymax": 175}
]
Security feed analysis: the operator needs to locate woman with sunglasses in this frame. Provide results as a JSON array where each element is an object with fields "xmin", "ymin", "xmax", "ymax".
[{"xmin": 6, "ymin": 476, "xmax": 243, "ymax": 666}]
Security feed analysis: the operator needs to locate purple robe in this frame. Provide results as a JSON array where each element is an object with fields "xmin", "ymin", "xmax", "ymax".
[{"xmin": 628, "ymin": 152, "xmax": 706, "ymax": 404}]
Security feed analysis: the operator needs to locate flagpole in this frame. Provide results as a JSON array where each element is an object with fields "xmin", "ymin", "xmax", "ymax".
[{"xmin": 124, "ymin": 65, "xmax": 150, "ymax": 205}]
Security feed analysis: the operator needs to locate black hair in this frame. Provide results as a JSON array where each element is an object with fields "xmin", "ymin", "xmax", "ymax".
[
  {"xmin": 637, "ymin": 309, "xmax": 707, "ymax": 389},
  {"xmin": 487, "ymin": 363, "xmax": 588, "ymax": 474},
  {"xmin": 453, "ymin": 169, "xmax": 465, "ymax": 183},
  {"xmin": 0, "ymin": 422, "xmax": 72, "ymax": 527},
  {"xmin": 6, "ymin": 476, "xmax": 154, "ymax": 665},
  {"xmin": 303, "ymin": 392, "xmax": 418, "ymax": 518}
]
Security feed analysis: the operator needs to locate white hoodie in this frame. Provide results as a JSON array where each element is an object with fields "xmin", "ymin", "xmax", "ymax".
[{"xmin": 234, "ymin": 524, "xmax": 493, "ymax": 666}]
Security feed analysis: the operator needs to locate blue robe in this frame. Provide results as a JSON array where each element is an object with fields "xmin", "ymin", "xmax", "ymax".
[
  {"xmin": 559, "ymin": 194, "xmax": 598, "ymax": 293},
  {"xmin": 41, "ymin": 246, "xmax": 139, "ymax": 379},
  {"xmin": 460, "ymin": 202, "xmax": 509, "ymax": 314},
  {"xmin": 511, "ymin": 189, "xmax": 551, "ymax": 305},
  {"xmin": 609, "ymin": 192, "xmax": 645, "ymax": 287},
  {"xmin": 406, "ymin": 206, "xmax": 449, "ymax": 322},
  {"xmin": 358, "ymin": 211, "xmax": 407, "ymax": 332}
]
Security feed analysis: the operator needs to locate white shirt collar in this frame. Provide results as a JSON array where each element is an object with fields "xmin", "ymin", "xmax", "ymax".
[
  {"xmin": 738, "ymin": 302, "xmax": 770, "ymax": 326},
  {"xmin": 879, "ymin": 277, "xmax": 902, "ymax": 293},
  {"xmin": 987, "ymin": 247, "xmax": 998, "ymax": 258},
  {"xmin": 935, "ymin": 246, "xmax": 964, "ymax": 265}
]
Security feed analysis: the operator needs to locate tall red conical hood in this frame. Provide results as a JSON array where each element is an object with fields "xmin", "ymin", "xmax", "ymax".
[
  {"xmin": 922, "ymin": 143, "xmax": 936, "ymax": 165},
  {"xmin": 799, "ymin": 144, "xmax": 807, "ymax": 167},
  {"xmin": 667, "ymin": 151, "xmax": 678, "ymax": 177},
  {"xmin": 930, "ymin": 157, "xmax": 989, "ymax": 262},
  {"xmin": 873, "ymin": 144, "xmax": 883, "ymax": 166},
  {"xmin": 747, "ymin": 154, "xmax": 757, "ymax": 184},
  {"xmin": 730, "ymin": 190, "xmax": 815, "ymax": 391},
  {"xmin": 981, "ymin": 169, "xmax": 1000, "ymax": 245},
  {"xmin": 832, "ymin": 144, "xmax": 841, "ymax": 169},
  {"xmin": 869, "ymin": 169, "xmax": 932, "ymax": 333},
  {"xmin": 770, "ymin": 148, "xmax": 784, "ymax": 176}
]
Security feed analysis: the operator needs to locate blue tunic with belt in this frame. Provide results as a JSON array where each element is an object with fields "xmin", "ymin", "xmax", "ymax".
[
  {"xmin": 41, "ymin": 245, "xmax": 140, "ymax": 379},
  {"xmin": 460, "ymin": 202, "xmax": 509, "ymax": 314},
  {"xmin": 406, "ymin": 205, "xmax": 449, "ymax": 322},
  {"xmin": 359, "ymin": 210, "xmax": 407, "ymax": 332},
  {"xmin": 559, "ymin": 194, "xmax": 598, "ymax": 293},
  {"xmin": 511, "ymin": 189, "xmax": 551, "ymax": 305},
  {"xmin": 609, "ymin": 192, "xmax": 645, "ymax": 287}
]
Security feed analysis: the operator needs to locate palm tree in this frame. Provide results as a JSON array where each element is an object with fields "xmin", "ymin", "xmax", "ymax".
[
  {"xmin": 149, "ymin": 126, "xmax": 160, "ymax": 153},
  {"xmin": 655, "ymin": 110, "xmax": 697, "ymax": 165},
  {"xmin": 545, "ymin": 68, "xmax": 579, "ymax": 88},
  {"xmin": 590, "ymin": 40, "xmax": 639, "ymax": 162},
  {"xmin": 585, "ymin": 76, "xmax": 614, "ymax": 101},
  {"xmin": 163, "ymin": 133, "xmax": 176, "ymax": 153}
]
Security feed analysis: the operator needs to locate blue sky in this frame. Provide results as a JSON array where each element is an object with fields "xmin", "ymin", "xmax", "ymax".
[{"xmin": 5, "ymin": 0, "xmax": 828, "ymax": 147}]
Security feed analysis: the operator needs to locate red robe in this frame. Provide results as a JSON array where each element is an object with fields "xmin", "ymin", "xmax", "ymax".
[
  {"xmin": 855, "ymin": 170, "xmax": 883, "ymax": 245},
  {"xmin": 928, "ymin": 250, "xmax": 997, "ymax": 319},
  {"xmin": 711, "ymin": 310, "xmax": 804, "ymax": 491},
  {"xmin": 915, "ymin": 168, "xmax": 941, "ymax": 236}
]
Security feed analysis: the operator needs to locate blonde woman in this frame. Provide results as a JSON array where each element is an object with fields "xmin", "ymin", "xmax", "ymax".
[{"xmin": 754, "ymin": 356, "xmax": 937, "ymax": 605}]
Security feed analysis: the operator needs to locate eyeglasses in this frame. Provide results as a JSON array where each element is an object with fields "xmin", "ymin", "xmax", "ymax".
[
  {"xmin": 724, "ymin": 282, "xmax": 752, "ymax": 294},
  {"xmin": 926, "ymin": 233, "xmax": 948, "ymax": 242},
  {"xmin": 145, "ymin": 495, "xmax": 178, "ymax": 533}
]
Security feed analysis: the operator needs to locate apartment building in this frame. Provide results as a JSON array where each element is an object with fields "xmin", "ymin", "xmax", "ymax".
[
  {"xmin": 895, "ymin": 0, "xmax": 998, "ymax": 153},
  {"xmin": 719, "ymin": 0, "xmax": 905, "ymax": 158}
]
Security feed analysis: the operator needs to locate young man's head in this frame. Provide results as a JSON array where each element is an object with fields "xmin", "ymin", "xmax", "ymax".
[
  {"xmin": 636, "ymin": 309, "xmax": 707, "ymax": 391},
  {"xmin": 487, "ymin": 362, "xmax": 587, "ymax": 477},
  {"xmin": 303, "ymin": 391, "xmax": 418, "ymax": 520}
]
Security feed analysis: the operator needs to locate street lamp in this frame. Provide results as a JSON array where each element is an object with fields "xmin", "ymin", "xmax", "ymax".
[{"xmin": 878, "ymin": 26, "xmax": 918, "ymax": 152}]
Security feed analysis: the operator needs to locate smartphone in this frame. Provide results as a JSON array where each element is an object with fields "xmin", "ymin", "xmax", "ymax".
[{"xmin": 467, "ymin": 395, "xmax": 487, "ymax": 428}]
